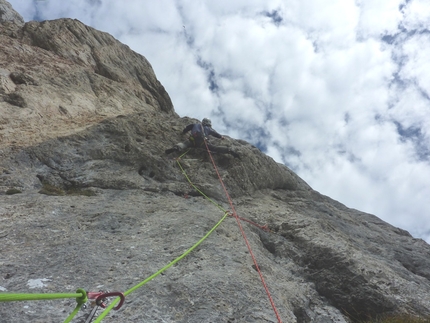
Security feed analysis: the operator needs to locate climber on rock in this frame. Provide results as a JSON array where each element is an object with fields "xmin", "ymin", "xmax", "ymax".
[{"xmin": 165, "ymin": 118, "xmax": 239, "ymax": 158}]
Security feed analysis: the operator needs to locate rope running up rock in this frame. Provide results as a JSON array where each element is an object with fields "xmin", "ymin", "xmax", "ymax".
[{"xmin": 202, "ymin": 139, "xmax": 283, "ymax": 323}]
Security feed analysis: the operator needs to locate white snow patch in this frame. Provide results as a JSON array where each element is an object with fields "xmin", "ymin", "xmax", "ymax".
[
  {"xmin": 0, "ymin": 286, "xmax": 7, "ymax": 291},
  {"xmin": 27, "ymin": 278, "xmax": 51, "ymax": 289}
]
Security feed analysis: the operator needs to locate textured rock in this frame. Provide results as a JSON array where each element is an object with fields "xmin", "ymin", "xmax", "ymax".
[
  {"xmin": 1, "ymin": 2, "xmax": 430, "ymax": 323},
  {"xmin": 0, "ymin": 0, "xmax": 23, "ymax": 26},
  {"xmin": 0, "ymin": 14, "xmax": 173, "ymax": 150}
]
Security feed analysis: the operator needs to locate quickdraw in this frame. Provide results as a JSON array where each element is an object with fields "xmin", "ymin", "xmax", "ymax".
[{"xmin": 84, "ymin": 291, "xmax": 125, "ymax": 323}]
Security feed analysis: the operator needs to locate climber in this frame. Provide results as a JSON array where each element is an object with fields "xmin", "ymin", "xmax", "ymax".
[{"xmin": 165, "ymin": 118, "xmax": 239, "ymax": 158}]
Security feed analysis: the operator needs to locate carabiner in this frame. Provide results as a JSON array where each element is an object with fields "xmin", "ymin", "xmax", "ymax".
[{"xmin": 87, "ymin": 291, "xmax": 125, "ymax": 310}]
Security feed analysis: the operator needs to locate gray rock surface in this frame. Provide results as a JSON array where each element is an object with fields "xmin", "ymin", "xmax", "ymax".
[
  {"xmin": 1, "ymin": 1, "xmax": 430, "ymax": 322},
  {"xmin": 0, "ymin": 0, "xmax": 23, "ymax": 26}
]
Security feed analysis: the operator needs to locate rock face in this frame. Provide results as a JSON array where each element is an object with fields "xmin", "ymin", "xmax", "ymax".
[
  {"xmin": 1, "ymin": 2, "xmax": 430, "ymax": 323},
  {"xmin": 0, "ymin": 0, "xmax": 23, "ymax": 26},
  {"xmin": 0, "ymin": 7, "xmax": 173, "ymax": 151}
]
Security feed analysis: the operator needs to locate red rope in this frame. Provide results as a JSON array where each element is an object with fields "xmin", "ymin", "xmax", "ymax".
[
  {"xmin": 203, "ymin": 139, "xmax": 283, "ymax": 323},
  {"xmin": 227, "ymin": 212, "xmax": 270, "ymax": 232}
]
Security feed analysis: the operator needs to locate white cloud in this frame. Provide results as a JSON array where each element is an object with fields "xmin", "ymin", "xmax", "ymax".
[
  {"xmin": 357, "ymin": 0, "xmax": 405, "ymax": 38},
  {"xmin": 401, "ymin": 0, "xmax": 430, "ymax": 31},
  {"xmin": 7, "ymin": 0, "xmax": 430, "ymax": 243},
  {"xmin": 400, "ymin": 33, "xmax": 430, "ymax": 97}
]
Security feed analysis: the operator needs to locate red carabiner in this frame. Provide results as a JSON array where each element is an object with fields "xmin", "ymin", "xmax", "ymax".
[{"xmin": 87, "ymin": 291, "xmax": 125, "ymax": 310}]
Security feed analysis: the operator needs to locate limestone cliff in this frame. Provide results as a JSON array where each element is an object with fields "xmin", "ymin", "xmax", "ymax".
[{"xmin": 1, "ymin": 1, "xmax": 430, "ymax": 322}]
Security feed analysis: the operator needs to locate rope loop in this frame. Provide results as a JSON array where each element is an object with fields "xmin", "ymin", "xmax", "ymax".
[{"xmin": 75, "ymin": 288, "xmax": 88, "ymax": 305}]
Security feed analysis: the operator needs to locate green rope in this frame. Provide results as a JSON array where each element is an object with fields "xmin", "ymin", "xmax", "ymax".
[
  {"xmin": 176, "ymin": 152, "xmax": 227, "ymax": 213},
  {"xmin": 63, "ymin": 303, "xmax": 84, "ymax": 323},
  {"xmin": 0, "ymin": 151, "xmax": 229, "ymax": 323},
  {"xmin": 0, "ymin": 288, "xmax": 87, "ymax": 323},
  {"xmin": 63, "ymin": 289, "xmax": 87, "ymax": 323},
  {"xmin": 92, "ymin": 210, "xmax": 230, "ymax": 323},
  {"xmin": 0, "ymin": 290, "xmax": 85, "ymax": 303}
]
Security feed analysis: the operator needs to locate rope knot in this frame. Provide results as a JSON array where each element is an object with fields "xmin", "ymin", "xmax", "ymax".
[{"xmin": 75, "ymin": 288, "xmax": 88, "ymax": 305}]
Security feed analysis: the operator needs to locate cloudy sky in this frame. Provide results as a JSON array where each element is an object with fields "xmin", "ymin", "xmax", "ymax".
[{"xmin": 9, "ymin": 0, "xmax": 430, "ymax": 243}]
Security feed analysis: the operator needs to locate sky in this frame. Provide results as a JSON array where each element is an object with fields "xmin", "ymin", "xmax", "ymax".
[{"xmin": 8, "ymin": 0, "xmax": 430, "ymax": 243}]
